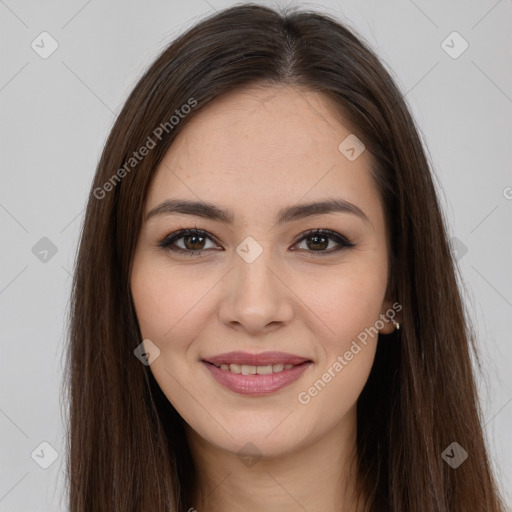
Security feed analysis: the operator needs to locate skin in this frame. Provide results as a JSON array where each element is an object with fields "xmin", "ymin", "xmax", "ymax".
[{"xmin": 130, "ymin": 84, "xmax": 401, "ymax": 512}]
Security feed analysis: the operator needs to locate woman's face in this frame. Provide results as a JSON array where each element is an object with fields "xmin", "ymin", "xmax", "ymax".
[{"xmin": 130, "ymin": 84, "xmax": 397, "ymax": 458}]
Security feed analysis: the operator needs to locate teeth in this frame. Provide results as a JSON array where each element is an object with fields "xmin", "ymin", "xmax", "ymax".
[
  {"xmin": 256, "ymin": 365, "xmax": 272, "ymax": 375},
  {"xmin": 215, "ymin": 363, "xmax": 298, "ymax": 374},
  {"xmin": 229, "ymin": 364, "xmax": 241, "ymax": 373},
  {"xmin": 242, "ymin": 365, "xmax": 256, "ymax": 375}
]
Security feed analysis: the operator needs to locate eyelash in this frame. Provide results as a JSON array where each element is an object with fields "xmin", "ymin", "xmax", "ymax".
[{"xmin": 157, "ymin": 227, "xmax": 355, "ymax": 257}]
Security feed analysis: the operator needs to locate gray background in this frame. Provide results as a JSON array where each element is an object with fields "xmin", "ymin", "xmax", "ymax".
[{"xmin": 0, "ymin": 0, "xmax": 511, "ymax": 510}]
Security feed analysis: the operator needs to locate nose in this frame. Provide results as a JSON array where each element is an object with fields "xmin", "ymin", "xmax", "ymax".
[{"xmin": 218, "ymin": 247, "xmax": 294, "ymax": 335}]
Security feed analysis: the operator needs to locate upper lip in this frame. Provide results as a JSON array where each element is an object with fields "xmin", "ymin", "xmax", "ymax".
[{"xmin": 203, "ymin": 351, "xmax": 311, "ymax": 366}]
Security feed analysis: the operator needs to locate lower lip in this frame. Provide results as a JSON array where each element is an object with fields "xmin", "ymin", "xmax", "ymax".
[{"xmin": 202, "ymin": 361, "xmax": 312, "ymax": 396}]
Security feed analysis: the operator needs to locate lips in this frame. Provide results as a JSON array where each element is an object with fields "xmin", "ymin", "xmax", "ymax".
[
  {"xmin": 203, "ymin": 351, "xmax": 311, "ymax": 367},
  {"xmin": 201, "ymin": 351, "xmax": 313, "ymax": 395},
  {"xmin": 202, "ymin": 359, "xmax": 312, "ymax": 395}
]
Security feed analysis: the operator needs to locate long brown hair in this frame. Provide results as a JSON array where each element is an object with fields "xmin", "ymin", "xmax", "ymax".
[{"xmin": 63, "ymin": 4, "xmax": 506, "ymax": 511}]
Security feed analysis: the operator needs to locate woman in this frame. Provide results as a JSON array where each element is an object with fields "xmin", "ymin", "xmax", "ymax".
[{"xmin": 64, "ymin": 4, "xmax": 507, "ymax": 511}]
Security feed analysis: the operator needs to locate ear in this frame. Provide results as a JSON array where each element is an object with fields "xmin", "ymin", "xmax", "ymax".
[{"xmin": 378, "ymin": 298, "xmax": 402, "ymax": 335}]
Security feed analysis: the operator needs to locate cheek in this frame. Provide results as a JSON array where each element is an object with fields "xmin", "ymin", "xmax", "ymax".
[
  {"xmin": 297, "ymin": 269, "xmax": 386, "ymax": 349},
  {"xmin": 131, "ymin": 261, "xmax": 193, "ymax": 341},
  {"xmin": 294, "ymin": 274, "xmax": 383, "ymax": 418}
]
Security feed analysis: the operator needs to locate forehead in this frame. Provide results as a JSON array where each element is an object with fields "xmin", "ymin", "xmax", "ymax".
[{"xmin": 146, "ymin": 85, "xmax": 383, "ymax": 227}]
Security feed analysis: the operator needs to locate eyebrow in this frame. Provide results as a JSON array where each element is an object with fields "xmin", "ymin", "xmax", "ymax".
[{"xmin": 145, "ymin": 198, "xmax": 372, "ymax": 228}]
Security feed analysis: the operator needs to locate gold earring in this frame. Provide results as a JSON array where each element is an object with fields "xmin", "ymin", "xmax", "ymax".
[{"xmin": 391, "ymin": 318, "xmax": 400, "ymax": 331}]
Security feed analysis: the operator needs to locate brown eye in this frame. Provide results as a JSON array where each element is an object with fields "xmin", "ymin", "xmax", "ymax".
[
  {"xmin": 182, "ymin": 233, "xmax": 207, "ymax": 251},
  {"xmin": 304, "ymin": 233, "xmax": 329, "ymax": 251},
  {"xmin": 293, "ymin": 229, "xmax": 355, "ymax": 254},
  {"xmin": 159, "ymin": 228, "xmax": 220, "ymax": 255}
]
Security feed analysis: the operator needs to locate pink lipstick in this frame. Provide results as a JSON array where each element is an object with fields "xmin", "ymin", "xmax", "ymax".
[{"xmin": 202, "ymin": 351, "xmax": 312, "ymax": 395}]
